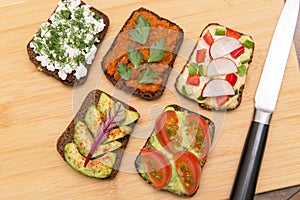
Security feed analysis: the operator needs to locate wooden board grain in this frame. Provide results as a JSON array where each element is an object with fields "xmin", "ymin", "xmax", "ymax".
[{"xmin": 1, "ymin": 0, "xmax": 300, "ymax": 199}]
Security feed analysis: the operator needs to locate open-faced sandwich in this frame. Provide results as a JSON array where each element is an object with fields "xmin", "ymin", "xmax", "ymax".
[
  {"xmin": 27, "ymin": 0, "xmax": 109, "ymax": 86},
  {"xmin": 57, "ymin": 89, "xmax": 140, "ymax": 179},
  {"xmin": 175, "ymin": 23, "xmax": 254, "ymax": 110},
  {"xmin": 102, "ymin": 7, "xmax": 184, "ymax": 100},
  {"xmin": 135, "ymin": 105, "xmax": 215, "ymax": 196}
]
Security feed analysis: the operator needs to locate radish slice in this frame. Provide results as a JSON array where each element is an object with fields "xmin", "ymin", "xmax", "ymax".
[
  {"xmin": 202, "ymin": 79, "xmax": 235, "ymax": 97},
  {"xmin": 209, "ymin": 37, "xmax": 242, "ymax": 59},
  {"xmin": 206, "ymin": 58, "xmax": 237, "ymax": 76}
]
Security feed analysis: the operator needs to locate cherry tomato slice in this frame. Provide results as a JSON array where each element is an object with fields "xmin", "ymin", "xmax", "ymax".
[
  {"xmin": 185, "ymin": 114, "xmax": 210, "ymax": 162},
  {"xmin": 175, "ymin": 151, "xmax": 201, "ymax": 195},
  {"xmin": 140, "ymin": 148, "xmax": 171, "ymax": 190},
  {"xmin": 203, "ymin": 31, "xmax": 214, "ymax": 46},
  {"xmin": 155, "ymin": 110, "xmax": 181, "ymax": 153}
]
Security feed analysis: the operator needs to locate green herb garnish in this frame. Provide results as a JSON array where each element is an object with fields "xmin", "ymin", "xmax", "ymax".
[
  {"xmin": 138, "ymin": 69, "xmax": 158, "ymax": 84},
  {"xmin": 148, "ymin": 39, "xmax": 166, "ymax": 62},
  {"xmin": 129, "ymin": 15, "xmax": 151, "ymax": 45},
  {"xmin": 117, "ymin": 62, "xmax": 132, "ymax": 80},
  {"xmin": 127, "ymin": 45, "xmax": 143, "ymax": 69},
  {"xmin": 188, "ymin": 62, "xmax": 205, "ymax": 76}
]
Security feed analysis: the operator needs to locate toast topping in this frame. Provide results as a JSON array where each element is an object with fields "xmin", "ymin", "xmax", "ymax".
[{"xmin": 29, "ymin": 0, "xmax": 106, "ymax": 80}]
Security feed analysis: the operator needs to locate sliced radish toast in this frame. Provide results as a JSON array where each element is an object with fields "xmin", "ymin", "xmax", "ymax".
[
  {"xmin": 56, "ymin": 90, "xmax": 140, "ymax": 179},
  {"xmin": 135, "ymin": 105, "xmax": 215, "ymax": 196},
  {"xmin": 175, "ymin": 23, "xmax": 254, "ymax": 110}
]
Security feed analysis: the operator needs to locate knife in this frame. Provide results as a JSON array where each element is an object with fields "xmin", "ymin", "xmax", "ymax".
[{"xmin": 229, "ymin": 0, "xmax": 300, "ymax": 199}]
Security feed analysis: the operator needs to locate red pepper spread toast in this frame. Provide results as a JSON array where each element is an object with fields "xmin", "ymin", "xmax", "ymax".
[
  {"xmin": 135, "ymin": 105, "xmax": 215, "ymax": 196},
  {"xmin": 27, "ymin": 0, "xmax": 109, "ymax": 86},
  {"xmin": 175, "ymin": 23, "xmax": 254, "ymax": 110},
  {"xmin": 102, "ymin": 7, "xmax": 184, "ymax": 100},
  {"xmin": 57, "ymin": 89, "xmax": 140, "ymax": 179}
]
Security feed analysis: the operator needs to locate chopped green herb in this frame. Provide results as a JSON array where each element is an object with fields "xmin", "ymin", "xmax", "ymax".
[
  {"xmin": 188, "ymin": 62, "xmax": 205, "ymax": 76},
  {"xmin": 138, "ymin": 69, "xmax": 158, "ymax": 84},
  {"xmin": 148, "ymin": 39, "xmax": 166, "ymax": 62},
  {"xmin": 129, "ymin": 15, "xmax": 151, "ymax": 45},
  {"xmin": 237, "ymin": 65, "xmax": 247, "ymax": 76},
  {"xmin": 127, "ymin": 45, "xmax": 143, "ymax": 69},
  {"xmin": 117, "ymin": 62, "xmax": 132, "ymax": 80}
]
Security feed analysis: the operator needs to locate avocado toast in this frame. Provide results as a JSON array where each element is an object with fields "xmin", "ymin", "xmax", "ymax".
[
  {"xmin": 175, "ymin": 23, "xmax": 254, "ymax": 110},
  {"xmin": 27, "ymin": 0, "xmax": 109, "ymax": 86},
  {"xmin": 57, "ymin": 89, "xmax": 140, "ymax": 179},
  {"xmin": 135, "ymin": 105, "xmax": 215, "ymax": 196},
  {"xmin": 102, "ymin": 7, "xmax": 184, "ymax": 100}
]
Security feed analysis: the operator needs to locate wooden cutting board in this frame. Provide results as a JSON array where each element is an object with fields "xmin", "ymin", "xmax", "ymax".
[{"xmin": 1, "ymin": 0, "xmax": 300, "ymax": 199}]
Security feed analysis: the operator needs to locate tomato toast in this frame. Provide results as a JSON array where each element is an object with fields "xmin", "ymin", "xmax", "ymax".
[
  {"xmin": 175, "ymin": 23, "xmax": 254, "ymax": 110},
  {"xmin": 102, "ymin": 7, "xmax": 184, "ymax": 100},
  {"xmin": 135, "ymin": 105, "xmax": 215, "ymax": 196}
]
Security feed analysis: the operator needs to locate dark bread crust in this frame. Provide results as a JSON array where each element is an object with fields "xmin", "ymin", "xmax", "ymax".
[
  {"xmin": 175, "ymin": 23, "xmax": 254, "ymax": 111},
  {"xmin": 134, "ymin": 104, "xmax": 215, "ymax": 196},
  {"xmin": 27, "ymin": 1, "xmax": 109, "ymax": 86},
  {"xmin": 101, "ymin": 7, "xmax": 184, "ymax": 100},
  {"xmin": 56, "ymin": 89, "xmax": 139, "ymax": 179}
]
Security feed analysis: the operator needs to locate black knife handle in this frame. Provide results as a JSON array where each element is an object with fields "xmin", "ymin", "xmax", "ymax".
[{"xmin": 230, "ymin": 109, "xmax": 272, "ymax": 200}]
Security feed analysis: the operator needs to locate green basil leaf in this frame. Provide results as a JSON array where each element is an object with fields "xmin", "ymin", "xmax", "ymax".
[
  {"xmin": 129, "ymin": 15, "xmax": 150, "ymax": 45},
  {"xmin": 127, "ymin": 45, "xmax": 143, "ymax": 69},
  {"xmin": 117, "ymin": 62, "xmax": 132, "ymax": 80},
  {"xmin": 148, "ymin": 39, "xmax": 166, "ymax": 63},
  {"xmin": 138, "ymin": 69, "xmax": 158, "ymax": 84},
  {"xmin": 237, "ymin": 65, "xmax": 247, "ymax": 76}
]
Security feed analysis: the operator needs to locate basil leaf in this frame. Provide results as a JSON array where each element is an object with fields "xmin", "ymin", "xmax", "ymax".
[
  {"xmin": 117, "ymin": 62, "xmax": 132, "ymax": 80},
  {"xmin": 148, "ymin": 39, "xmax": 166, "ymax": 62},
  {"xmin": 128, "ymin": 45, "xmax": 143, "ymax": 69},
  {"xmin": 237, "ymin": 65, "xmax": 247, "ymax": 76},
  {"xmin": 138, "ymin": 69, "xmax": 158, "ymax": 84},
  {"xmin": 129, "ymin": 15, "xmax": 150, "ymax": 45}
]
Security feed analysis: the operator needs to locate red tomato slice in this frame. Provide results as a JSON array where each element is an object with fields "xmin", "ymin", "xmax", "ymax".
[
  {"xmin": 226, "ymin": 28, "xmax": 241, "ymax": 39},
  {"xmin": 186, "ymin": 74, "xmax": 200, "ymax": 86},
  {"xmin": 175, "ymin": 151, "xmax": 201, "ymax": 195},
  {"xmin": 225, "ymin": 73, "xmax": 238, "ymax": 86},
  {"xmin": 155, "ymin": 110, "xmax": 181, "ymax": 153},
  {"xmin": 185, "ymin": 114, "xmax": 209, "ymax": 161},
  {"xmin": 196, "ymin": 49, "xmax": 207, "ymax": 63},
  {"xmin": 140, "ymin": 148, "xmax": 171, "ymax": 190},
  {"xmin": 203, "ymin": 31, "xmax": 214, "ymax": 46},
  {"xmin": 216, "ymin": 95, "xmax": 230, "ymax": 107},
  {"xmin": 230, "ymin": 46, "xmax": 245, "ymax": 59}
]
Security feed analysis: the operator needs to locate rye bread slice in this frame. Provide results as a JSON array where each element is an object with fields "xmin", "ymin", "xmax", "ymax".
[
  {"xmin": 57, "ymin": 89, "xmax": 139, "ymax": 179},
  {"xmin": 27, "ymin": 1, "xmax": 109, "ymax": 86},
  {"xmin": 134, "ymin": 104, "xmax": 215, "ymax": 196},
  {"xmin": 101, "ymin": 7, "xmax": 184, "ymax": 100},
  {"xmin": 175, "ymin": 23, "xmax": 254, "ymax": 111}
]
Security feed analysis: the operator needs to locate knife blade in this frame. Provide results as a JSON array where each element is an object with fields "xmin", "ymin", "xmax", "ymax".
[{"xmin": 230, "ymin": 1, "xmax": 300, "ymax": 199}]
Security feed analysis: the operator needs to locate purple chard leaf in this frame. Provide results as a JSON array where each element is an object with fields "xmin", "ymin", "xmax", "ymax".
[{"xmin": 84, "ymin": 102, "xmax": 126, "ymax": 167}]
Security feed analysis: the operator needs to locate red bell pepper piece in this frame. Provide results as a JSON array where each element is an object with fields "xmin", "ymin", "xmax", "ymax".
[
  {"xmin": 230, "ymin": 46, "xmax": 245, "ymax": 59},
  {"xmin": 216, "ymin": 95, "xmax": 229, "ymax": 107},
  {"xmin": 196, "ymin": 49, "xmax": 207, "ymax": 63},
  {"xmin": 203, "ymin": 31, "xmax": 214, "ymax": 46},
  {"xmin": 226, "ymin": 28, "xmax": 241, "ymax": 39},
  {"xmin": 225, "ymin": 73, "xmax": 238, "ymax": 86},
  {"xmin": 186, "ymin": 74, "xmax": 200, "ymax": 86}
]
